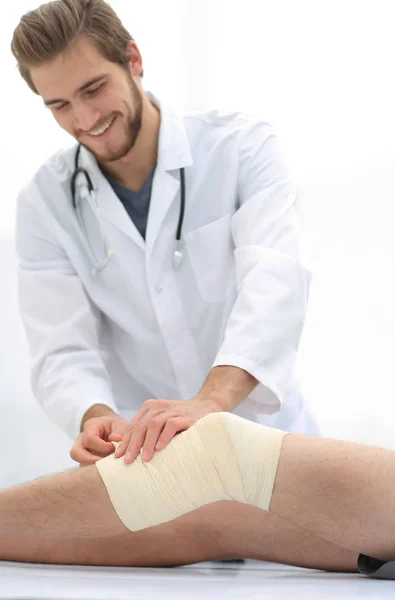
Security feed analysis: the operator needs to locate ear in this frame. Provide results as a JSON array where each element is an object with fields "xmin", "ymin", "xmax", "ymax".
[{"xmin": 126, "ymin": 40, "xmax": 143, "ymax": 77}]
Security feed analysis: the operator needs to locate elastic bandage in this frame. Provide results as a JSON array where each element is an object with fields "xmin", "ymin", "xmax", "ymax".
[{"xmin": 95, "ymin": 412, "xmax": 287, "ymax": 532}]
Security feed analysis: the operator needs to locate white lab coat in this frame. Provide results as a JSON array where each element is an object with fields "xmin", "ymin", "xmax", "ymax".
[{"xmin": 15, "ymin": 91, "xmax": 319, "ymax": 441}]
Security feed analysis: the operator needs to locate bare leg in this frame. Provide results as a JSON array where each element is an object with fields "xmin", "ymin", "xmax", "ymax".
[
  {"xmin": 0, "ymin": 468, "xmax": 126, "ymax": 540},
  {"xmin": 0, "ymin": 499, "xmax": 357, "ymax": 572},
  {"xmin": 0, "ymin": 464, "xmax": 357, "ymax": 570},
  {"xmin": 271, "ymin": 434, "xmax": 395, "ymax": 562}
]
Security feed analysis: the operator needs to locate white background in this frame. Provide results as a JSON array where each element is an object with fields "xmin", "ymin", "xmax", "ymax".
[{"xmin": 1, "ymin": 0, "xmax": 395, "ymax": 485}]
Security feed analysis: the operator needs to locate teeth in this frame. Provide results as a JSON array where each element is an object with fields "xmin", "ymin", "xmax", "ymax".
[{"xmin": 89, "ymin": 118, "xmax": 114, "ymax": 137}]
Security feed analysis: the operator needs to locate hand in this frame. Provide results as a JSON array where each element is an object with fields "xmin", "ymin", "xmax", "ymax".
[
  {"xmin": 70, "ymin": 415, "xmax": 130, "ymax": 467},
  {"xmin": 115, "ymin": 398, "xmax": 221, "ymax": 464}
]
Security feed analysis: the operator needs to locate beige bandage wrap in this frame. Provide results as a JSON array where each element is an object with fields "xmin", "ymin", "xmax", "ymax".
[{"xmin": 95, "ymin": 412, "xmax": 287, "ymax": 532}]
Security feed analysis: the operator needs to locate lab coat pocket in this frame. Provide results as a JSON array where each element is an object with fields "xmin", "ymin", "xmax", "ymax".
[{"xmin": 184, "ymin": 213, "xmax": 235, "ymax": 303}]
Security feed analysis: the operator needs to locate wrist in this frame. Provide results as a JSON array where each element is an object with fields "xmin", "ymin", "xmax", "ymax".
[
  {"xmin": 195, "ymin": 384, "xmax": 244, "ymax": 412},
  {"xmin": 194, "ymin": 393, "xmax": 225, "ymax": 412},
  {"xmin": 196, "ymin": 366, "xmax": 259, "ymax": 412},
  {"xmin": 196, "ymin": 390, "xmax": 241, "ymax": 412},
  {"xmin": 80, "ymin": 404, "xmax": 118, "ymax": 431}
]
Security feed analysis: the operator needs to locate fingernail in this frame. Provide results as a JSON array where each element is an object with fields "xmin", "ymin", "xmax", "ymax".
[
  {"xmin": 155, "ymin": 442, "xmax": 162, "ymax": 450},
  {"xmin": 125, "ymin": 452, "xmax": 133, "ymax": 462}
]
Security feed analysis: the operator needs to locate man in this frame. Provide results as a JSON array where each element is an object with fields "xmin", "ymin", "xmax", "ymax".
[{"xmin": 11, "ymin": 0, "xmax": 318, "ymax": 469}]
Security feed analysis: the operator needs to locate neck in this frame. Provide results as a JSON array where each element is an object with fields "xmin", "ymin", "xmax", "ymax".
[{"xmin": 99, "ymin": 93, "xmax": 160, "ymax": 191}]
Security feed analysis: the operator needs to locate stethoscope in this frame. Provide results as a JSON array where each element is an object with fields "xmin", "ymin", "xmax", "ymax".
[{"xmin": 70, "ymin": 144, "xmax": 186, "ymax": 274}]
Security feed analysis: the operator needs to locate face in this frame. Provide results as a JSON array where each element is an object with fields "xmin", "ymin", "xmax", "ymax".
[{"xmin": 30, "ymin": 37, "xmax": 144, "ymax": 163}]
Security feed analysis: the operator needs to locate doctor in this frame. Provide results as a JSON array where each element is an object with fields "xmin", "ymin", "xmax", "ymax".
[{"xmin": 12, "ymin": 0, "xmax": 318, "ymax": 467}]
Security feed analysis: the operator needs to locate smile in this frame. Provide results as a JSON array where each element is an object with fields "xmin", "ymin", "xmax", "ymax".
[{"xmin": 88, "ymin": 117, "xmax": 115, "ymax": 137}]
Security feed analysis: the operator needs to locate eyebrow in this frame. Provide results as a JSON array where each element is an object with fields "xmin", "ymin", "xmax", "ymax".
[{"xmin": 43, "ymin": 75, "xmax": 107, "ymax": 106}]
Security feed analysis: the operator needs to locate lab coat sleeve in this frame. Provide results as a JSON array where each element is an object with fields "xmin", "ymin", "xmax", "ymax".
[
  {"xmin": 212, "ymin": 122, "xmax": 312, "ymax": 413},
  {"xmin": 15, "ymin": 185, "xmax": 118, "ymax": 441}
]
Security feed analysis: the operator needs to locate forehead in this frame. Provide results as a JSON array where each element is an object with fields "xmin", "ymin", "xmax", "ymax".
[{"xmin": 30, "ymin": 37, "xmax": 114, "ymax": 98}]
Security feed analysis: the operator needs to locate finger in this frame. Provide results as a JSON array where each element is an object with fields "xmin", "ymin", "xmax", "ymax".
[
  {"xmin": 84, "ymin": 437, "xmax": 114, "ymax": 455},
  {"xmin": 124, "ymin": 427, "xmax": 148, "ymax": 463},
  {"xmin": 114, "ymin": 428, "xmax": 132, "ymax": 458},
  {"xmin": 84, "ymin": 423, "xmax": 115, "ymax": 454},
  {"xmin": 118, "ymin": 424, "xmax": 148, "ymax": 464},
  {"xmin": 69, "ymin": 434, "xmax": 88, "ymax": 463},
  {"xmin": 154, "ymin": 417, "xmax": 190, "ymax": 452},
  {"xmin": 70, "ymin": 433, "xmax": 112, "ymax": 465},
  {"xmin": 114, "ymin": 413, "xmax": 146, "ymax": 458},
  {"xmin": 70, "ymin": 445, "xmax": 108, "ymax": 465},
  {"xmin": 125, "ymin": 401, "xmax": 155, "ymax": 431},
  {"xmin": 124, "ymin": 399, "xmax": 168, "ymax": 436},
  {"xmin": 141, "ymin": 417, "xmax": 167, "ymax": 462},
  {"xmin": 108, "ymin": 432, "xmax": 123, "ymax": 442},
  {"xmin": 115, "ymin": 409, "xmax": 163, "ymax": 459},
  {"xmin": 78, "ymin": 456, "xmax": 103, "ymax": 467}
]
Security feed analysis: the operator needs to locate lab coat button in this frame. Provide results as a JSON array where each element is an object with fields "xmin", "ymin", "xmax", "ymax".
[{"xmin": 155, "ymin": 286, "xmax": 163, "ymax": 294}]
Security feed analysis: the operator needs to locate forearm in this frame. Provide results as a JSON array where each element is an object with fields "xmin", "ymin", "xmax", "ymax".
[
  {"xmin": 196, "ymin": 365, "xmax": 258, "ymax": 411},
  {"xmin": 80, "ymin": 404, "xmax": 118, "ymax": 431}
]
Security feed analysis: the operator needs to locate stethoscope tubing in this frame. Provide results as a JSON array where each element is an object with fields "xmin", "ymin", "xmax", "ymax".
[{"xmin": 70, "ymin": 144, "xmax": 186, "ymax": 271}]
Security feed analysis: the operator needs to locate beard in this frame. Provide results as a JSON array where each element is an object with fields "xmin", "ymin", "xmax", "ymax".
[{"xmin": 80, "ymin": 72, "xmax": 143, "ymax": 163}]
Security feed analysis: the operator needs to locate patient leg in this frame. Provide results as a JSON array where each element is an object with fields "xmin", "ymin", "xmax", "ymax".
[
  {"xmin": 0, "ymin": 472, "xmax": 357, "ymax": 571},
  {"xmin": 271, "ymin": 433, "xmax": 395, "ymax": 563},
  {"xmin": 1, "ymin": 419, "xmax": 388, "ymax": 569},
  {"xmin": 0, "ymin": 467, "xmax": 127, "ymax": 540}
]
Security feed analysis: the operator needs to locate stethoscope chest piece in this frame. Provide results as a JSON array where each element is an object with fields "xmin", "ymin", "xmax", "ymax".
[{"xmin": 172, "ymin": 241, "xmax": 184, "ymax": 269}]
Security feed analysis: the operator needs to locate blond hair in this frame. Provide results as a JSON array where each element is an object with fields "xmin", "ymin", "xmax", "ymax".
[{"xmin": 11, "ymin": 0, "xmax": 142, "ymax": 94}]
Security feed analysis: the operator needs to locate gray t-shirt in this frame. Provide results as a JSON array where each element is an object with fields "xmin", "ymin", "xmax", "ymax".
[{"xmin": 105, "ymin": 165, "xmax": 156, "ymax": 240}]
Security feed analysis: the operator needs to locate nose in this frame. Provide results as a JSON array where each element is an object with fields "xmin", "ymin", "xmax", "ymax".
[{"xmin": 73, "ymin": 101, "xmax": 100, "ymax": 133}]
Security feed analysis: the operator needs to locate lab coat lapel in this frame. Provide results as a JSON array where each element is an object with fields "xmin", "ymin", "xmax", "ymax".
[
  {"xmin": 145, "ymin": 167, "xmax": 180, "ymax": 257},
  {"xmin": 79, "ymin": 147, "xmax": 145, "ymax": 250},
  {"xmin": 145, "ymin": 95, "xmax": 193, "ymax": 258}
]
